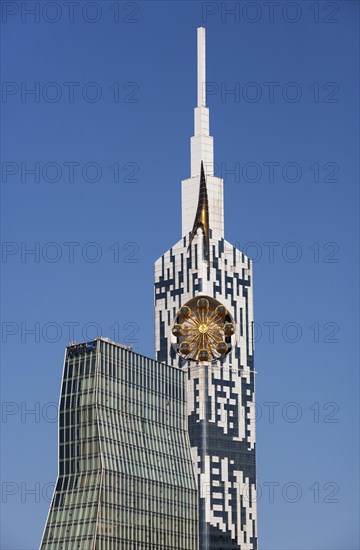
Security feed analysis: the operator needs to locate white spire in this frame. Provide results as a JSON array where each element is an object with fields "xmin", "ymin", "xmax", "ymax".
[
  {"xmin": 182, "ymin": 27, "xmax": 223, "ymax": 240},
  {"xmin": 191, "ymin": 27, "xmax": 214, "ymax": 177},
  {"xmin": 197, "ymin": 27, "xmax": 206, "ymax": 107}
]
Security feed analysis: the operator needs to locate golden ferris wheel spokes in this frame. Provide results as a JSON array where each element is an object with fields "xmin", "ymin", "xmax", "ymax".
[{"xmin": 171, "ymin": 296, "xmax": 236, "ymax": 362}]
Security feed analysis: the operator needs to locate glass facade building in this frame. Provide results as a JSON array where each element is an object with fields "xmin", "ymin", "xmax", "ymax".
[{"xmin": 41, "ymin": 338, "xmax": 198, "ymax": 549}]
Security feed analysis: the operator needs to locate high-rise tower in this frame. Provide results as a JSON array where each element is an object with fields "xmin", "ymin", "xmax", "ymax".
[
  {"xmin": 40, "ymin": 338, "xmax": 198, "ymax": 549},
  {"xmin": 155, "ymin": 28, "xmax": 258, "ymax": 549}
]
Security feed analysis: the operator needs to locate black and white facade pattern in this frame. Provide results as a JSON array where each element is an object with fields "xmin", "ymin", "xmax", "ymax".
[{"xmin": 155, "ymin": 229, "xmax": 257, "ymax": 549}]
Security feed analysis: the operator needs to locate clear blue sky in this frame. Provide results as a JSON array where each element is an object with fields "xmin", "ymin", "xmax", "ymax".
[{"xmin": 1, "ymin": 1, "xmax": 359, "ymax": 548}]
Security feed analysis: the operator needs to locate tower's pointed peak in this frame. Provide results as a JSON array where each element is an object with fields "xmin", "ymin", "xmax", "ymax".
[
  {"xmin": 189, "ymin": 162, "xmax": 210, "ymax": 261},
  {"xmin": 190, "ymin": 28, "xmax": 213, "ymax": 178},
  {"xmin": 197, "ymin": 26, "xmax": 206, "ymax": 108}
]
